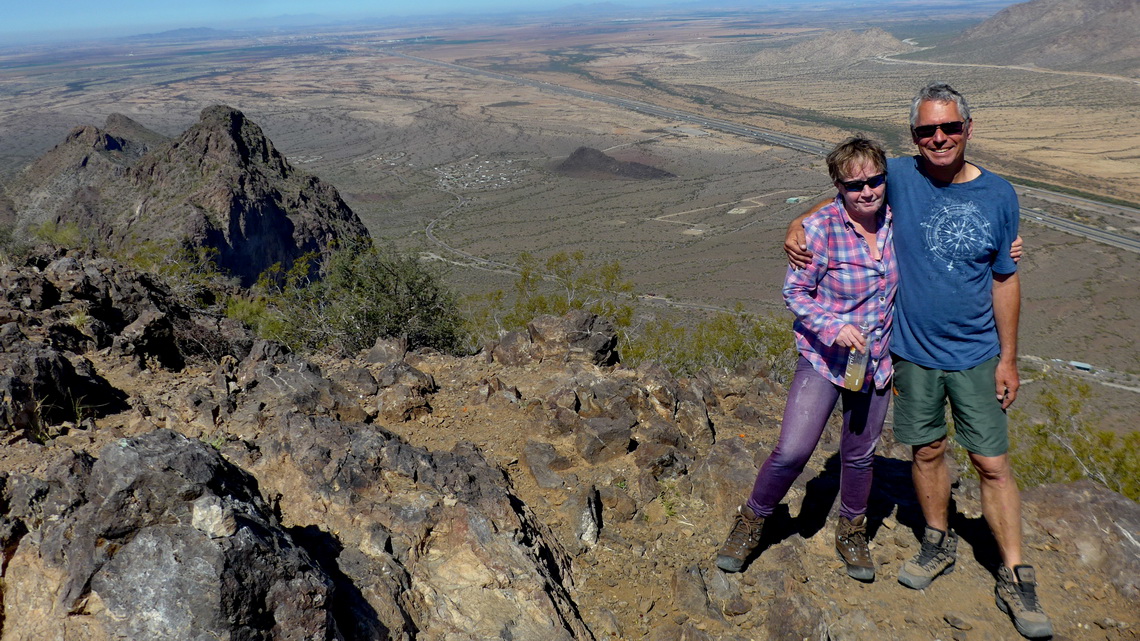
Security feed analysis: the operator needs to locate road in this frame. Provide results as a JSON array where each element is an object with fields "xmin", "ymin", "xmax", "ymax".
[{"xmin": 388, "ymin": 49, "xmax": 1140, "ymax": 254}]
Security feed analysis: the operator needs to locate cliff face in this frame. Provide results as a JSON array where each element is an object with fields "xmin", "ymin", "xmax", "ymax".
[
  {"xmin": 0, "ymin": 252, "xmax": 1137, "ymax": 641},
  {"xmin": 8, "ymin": 107, "xmax": 369, "ymax": 285}
]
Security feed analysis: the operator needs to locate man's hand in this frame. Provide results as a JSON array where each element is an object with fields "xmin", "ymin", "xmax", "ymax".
[
  {"xmin": 995, "ymin": 358, "xmax": 1020, "ymax": 410},
  {"xmin": 784, "ymin": 223, "xmax": 811, "ymax": 269},
  {"xmin": 784, "ymin": 199, "xmax": 830, "ymax": 269},
  {"xmin": 992, "ymin": 271, "xmax": 1021, "ymax": 410},
  {"xmin": 1011, "ymin": 235, "xmax": 1023, "ymax": 263}
]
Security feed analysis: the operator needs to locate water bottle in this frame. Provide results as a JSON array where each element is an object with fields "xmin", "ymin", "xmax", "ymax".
[{"xmin": 843, "ymin": 325, "xmax": 871, "ymax": 391}]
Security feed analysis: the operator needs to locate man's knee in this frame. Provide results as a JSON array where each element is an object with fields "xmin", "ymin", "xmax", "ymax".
[
  {"xmin": 969, "ymin": 452, "xmax": 1016, "ymax": 485},
  {"xmin": 912, "ymin": 438, "xmax": 948, "ymax": 466}
]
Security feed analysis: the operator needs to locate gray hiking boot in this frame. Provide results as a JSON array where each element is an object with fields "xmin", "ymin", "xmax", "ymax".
[
  {"xmin": 836, "ymin": 515, "xmax": 875, "ymax": 582},
  {"xmin": 996, "ymin": 564, "xmax": 1054, "ymax": 639},
  {"xmin": 898, "ymin": 526, "xmax": 957, "ymax": 589},
  {"xmin": 715, "ymin": 504, "xmax": 764, "ymax": 572}
]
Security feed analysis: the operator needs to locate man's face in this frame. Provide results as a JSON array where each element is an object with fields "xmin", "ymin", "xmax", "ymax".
[{"xmin": 911, "ymin": 100, "xmax": 973, "ymax": 172}]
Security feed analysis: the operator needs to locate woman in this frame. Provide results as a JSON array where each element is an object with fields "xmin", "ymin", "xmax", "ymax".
[{"xmin": 716, "ymin": 137, "xmax": 897, "ymax": 582}]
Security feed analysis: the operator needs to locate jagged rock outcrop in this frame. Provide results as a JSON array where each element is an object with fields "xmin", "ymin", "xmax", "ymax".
[
  {"xmin": 1, "ymin": 430, "xmax": 339, "ymax": 640},
  {"xmin": 0, "ymin": 252, "xmax": 242, "ymax": 436},
  {"xmin": 7, "ymin": 107, "xmax": 370, "ymax": 285},
  {"xmin": 556, "ymin": 147, "xmax": 675, "ymax": 180},
  {"xmin": 0, "ymin": 252, "xmax": 1138, "ymax": 641}
]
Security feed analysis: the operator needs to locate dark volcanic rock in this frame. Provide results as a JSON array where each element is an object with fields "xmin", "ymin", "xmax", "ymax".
[
  {"xmin": 556, "ymin": 146, "xmax": 675, "ymax": 179},
  {"xmin": 9, "ymin": 106, "xmax": 370, "ymax": 286},
  {"xmin": 1, "ymin": 430, "xmax": 340, "ymax": 640},
  {"xmin": 251, "ymin": 413, "xmax": 593, "ymax": 641}
]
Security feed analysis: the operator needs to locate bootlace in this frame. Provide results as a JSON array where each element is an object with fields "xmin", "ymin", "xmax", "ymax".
[
  {"xmin": 725, "ymin": 514, "xmax": 763, "ymax": 551},
  {"xmin": 1016, "ymin": 579, "xmax": 1042, "ymax": 611},
  {"xmin": 915, "ymin": 537, "xmax": 944, "ymax": 566}
]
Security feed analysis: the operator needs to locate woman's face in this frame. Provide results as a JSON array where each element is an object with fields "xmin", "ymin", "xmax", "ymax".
[{"xmin": 836, "ymin": 159, "xmax": 886, "ymax": 220}]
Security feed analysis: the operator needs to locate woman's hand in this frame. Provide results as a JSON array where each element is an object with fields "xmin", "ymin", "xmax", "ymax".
[{"xmin": 835, "ymin": 324, "xmax": 867, "ymax": 353}]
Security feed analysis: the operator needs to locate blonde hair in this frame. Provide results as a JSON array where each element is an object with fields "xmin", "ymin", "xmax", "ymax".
[{"xmin": 826, "ymin": 136, "xmax": 887, "ymax": 183}]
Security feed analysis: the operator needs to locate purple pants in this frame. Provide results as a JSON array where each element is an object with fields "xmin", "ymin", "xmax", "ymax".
[{"xmin": 746, "ymin": 356, "xmax": 890, "ymax": 521}]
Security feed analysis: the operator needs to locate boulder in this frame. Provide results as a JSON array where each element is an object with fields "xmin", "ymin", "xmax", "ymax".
[
  {"xmin": 1, "ymin": 430, "xmax": 340, "ymax": 640},
  {"xmin": 528, "ymin": 310, "xmax": 619, "ymax": 366},
  {"xmin": 1024, "ymin": 479, "xmax": 1140, "ymax": 599}
]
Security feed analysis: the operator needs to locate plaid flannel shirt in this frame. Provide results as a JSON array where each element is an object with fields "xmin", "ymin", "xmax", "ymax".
[{"xmin": 783, "ymin": 195, "xmax": 897, "ymax": 390}]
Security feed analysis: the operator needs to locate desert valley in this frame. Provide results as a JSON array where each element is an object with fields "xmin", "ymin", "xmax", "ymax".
[{"xmin": 0, "ymin": 1, "xmax": 1138, "ymax": 639}]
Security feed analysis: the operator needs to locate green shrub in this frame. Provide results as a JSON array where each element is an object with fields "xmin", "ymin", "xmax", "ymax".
[
  {"xmin": 1009, "ymin": 375, "xmax": 1139, "ymax": 501},
  {"xmin": 466, "ymin": 253, "xmax": 795, "ymax": 381},
  {"xmin": 116, "ymin": 239, "xmax": 230, "ymax": 307},
  {"xmin": 29, "ymin": 221, "xmax": 85, "ymax": 249},
  {"xmin": 464, "ymin": 250, "xmax": 637, "ymax": 343},
  {"xmin": 231, "ymin": 238, "xmax": 467, "ymax": 355},
  {"xmin": 623, "ymin": 305, "xmax": 796, "ymax": 381}
]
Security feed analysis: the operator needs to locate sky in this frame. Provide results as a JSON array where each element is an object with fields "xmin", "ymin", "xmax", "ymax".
[
  {"xmin": 1, "ymin": 1, "xmax": 1016, "ymax": 45},
  {"xmin": 0, "ymin": 0, "xmax": 663, "ymax": 43}
]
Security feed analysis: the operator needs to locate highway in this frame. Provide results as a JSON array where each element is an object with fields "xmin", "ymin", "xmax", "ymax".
[{"xmin": 388, "ymin": 49, "xmax": 1140, "ymax": 254}]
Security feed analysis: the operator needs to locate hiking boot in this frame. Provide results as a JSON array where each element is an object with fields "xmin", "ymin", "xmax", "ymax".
[
  {"xmin": 835, "ymin": 515, "xmax": 875, "ymax": 582},
  {"xmin": 898, "ymin": 526, "xmax": 957, "ymax": 589},
  {"xmin": 996, "ymin": 564, "xmax": 1054, "ymax": 639},
  {"xmin": 715, "ymin": 504, "xmax": 765, "ymax": 572}
]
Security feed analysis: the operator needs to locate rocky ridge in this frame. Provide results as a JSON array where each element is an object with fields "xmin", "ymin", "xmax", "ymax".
[
  {"xmin": 6, "ymin": 107, "xmax": 369, "ymax": 285},
  {"xmin": 926, "ymin": 0, "xmax": 1140, "ymax": 77},
  {"xmin": 747, "ymin": 27, "xmax": 917, "ymax": 68},
  {"xmin": 0, "ymin": 251, "xmax": 1137, "ymax": 640}
]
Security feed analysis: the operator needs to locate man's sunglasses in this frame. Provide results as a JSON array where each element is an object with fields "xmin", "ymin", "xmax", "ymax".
[
  {"xmin": 912, "ymin": 120, "xmax": 966, "ymax": 138},
  {"xmin": 838, "ymin": 173, "xmax": 886, "ymax": 192}
]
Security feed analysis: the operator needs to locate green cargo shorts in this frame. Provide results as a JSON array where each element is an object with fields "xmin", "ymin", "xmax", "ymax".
[{"xmin": 892, "ymin": 355, "xmax": 1009, "ymax": 456}]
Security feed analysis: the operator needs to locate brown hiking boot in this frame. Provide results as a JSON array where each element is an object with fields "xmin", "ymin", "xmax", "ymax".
[
  {"xmin": 996, "ymin": 565, "xmax": 1053, "ymax": 639},
  {"xmin": 898, "ymin": 526, "xmax": 957, "ymax": 589},
  {"xmin": 835, "ymin": 515, "xmax": 874, "ymax": 582},
  {"xmin": 715, "ymin": 504, "xmax": 764, "ymax": 572}
]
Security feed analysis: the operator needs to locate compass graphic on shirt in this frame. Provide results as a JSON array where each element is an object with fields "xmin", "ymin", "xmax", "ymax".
[{"xmin": 920, "ymin": 200, "xmax": 991, "ymax": 271}]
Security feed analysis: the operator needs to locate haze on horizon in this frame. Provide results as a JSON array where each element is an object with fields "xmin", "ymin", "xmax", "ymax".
[
  {"xmin": 3, "ymin": 0, "xmax": 1016, "ymax": 45},
  {"xmin": 5, "ymin": 0, "xmax": 656, "ymax": 43}
]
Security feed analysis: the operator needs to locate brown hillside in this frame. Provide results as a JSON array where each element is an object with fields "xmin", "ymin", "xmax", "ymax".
[
  {"xmin": 747, "ymin": 27, "xmax": 917, "ymax": 67},
  {"xmin": 930, "ymin": 0, "xmax": 1140, "ymax": 77}
]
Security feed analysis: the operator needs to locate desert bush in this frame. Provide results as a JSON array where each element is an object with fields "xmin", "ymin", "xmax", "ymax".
[
  {"xmin": 1008, "ymin": 375, "xmax": 1139, "ymax": 501},
  {"xmin": 0, "ymin": 224, "xmax": 30, "ymax": 265},
  {"xmin": 466, "ymin": 253, "xmax": 795, "ymax": 381},
  {"xmin": 465, "ymin": 250, "xmax": 637, "ymax": 341},
  {"xmin": 623, "ymin": 305, "xmax": 796, "ymax": 381},
  {"xmin": 116, "ymin": 239, "xmax": 231, "ymax": 307},
  {"xmin": 229, "ymin": 238, "xmax": 466, "ymax": 355},
  {"xmin": 29, "ymin": 221, "xmax": 86, "ymax": 249}
]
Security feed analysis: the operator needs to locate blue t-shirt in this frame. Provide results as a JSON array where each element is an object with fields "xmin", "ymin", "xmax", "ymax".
[{"xmin": 886, "ymin": 156, "xmax": 1019, "ymax": 370}]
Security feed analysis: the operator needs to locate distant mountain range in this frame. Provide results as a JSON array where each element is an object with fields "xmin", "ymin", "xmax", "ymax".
[
  {"xmin": 918, "ymin": 0, "xmax": 1140, "ymax": 77},
  {"xmin": 2, "ymin": 107, "xmax": 368, "ymax": 285}
]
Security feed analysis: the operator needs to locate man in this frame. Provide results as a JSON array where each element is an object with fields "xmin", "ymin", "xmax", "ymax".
[{"xmin": 785, "ymin": 83, "xmax": 1050, "ymax": 639}]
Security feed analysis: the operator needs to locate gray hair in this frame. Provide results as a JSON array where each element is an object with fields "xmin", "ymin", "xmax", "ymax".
[{"xmin": 909, "ymin": 82, "xmax": 971, "ymax": 128}]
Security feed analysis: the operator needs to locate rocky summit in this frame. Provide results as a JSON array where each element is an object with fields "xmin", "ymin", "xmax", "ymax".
[
  {"xmin": 5, "ymin": 107, "xmax": 369, "ymax": 285},
  {"xmin": 0, "ymin": 251, "xmax": 1137, "ymax": 640}
]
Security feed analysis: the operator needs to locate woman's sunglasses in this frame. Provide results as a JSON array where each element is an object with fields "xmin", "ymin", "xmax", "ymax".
[{"xmin": 838, "ymin": 173, "xmax": 886, "ymax": 192}]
